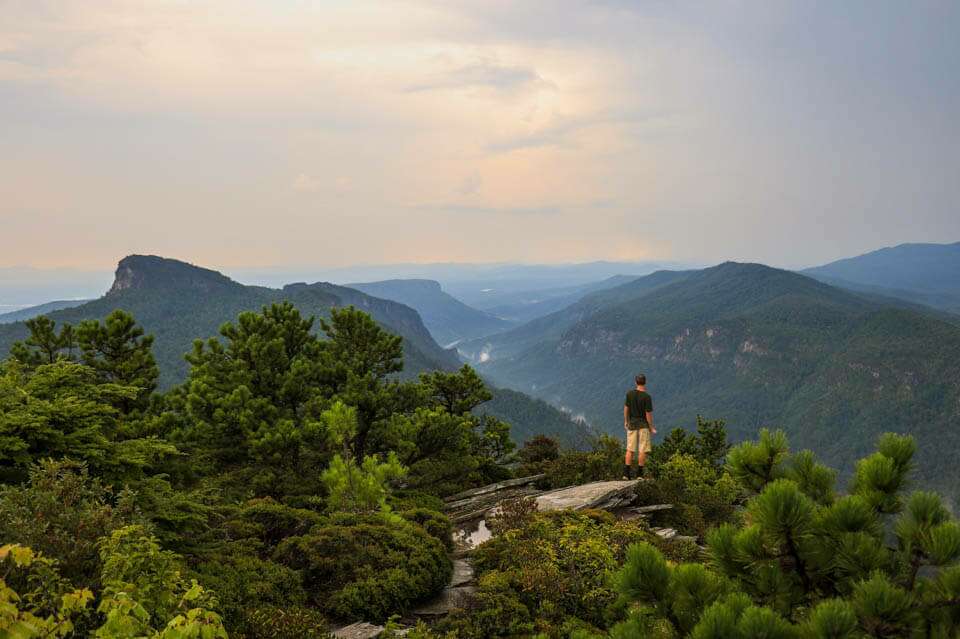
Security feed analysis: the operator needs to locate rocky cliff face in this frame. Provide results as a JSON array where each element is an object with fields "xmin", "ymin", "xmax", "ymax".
[{"xmin": 108, "ymin": 255, "xmax": 240, "ymax": 295}]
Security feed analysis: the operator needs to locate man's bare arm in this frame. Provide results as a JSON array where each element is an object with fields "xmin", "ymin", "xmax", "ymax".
[
  {"xmin": 624, "ymin": 405, "xmax": 630, "ymax": 428},
  {"xmin": 646, "ymin": 411, "xmax": 655, "ymax": 434}
]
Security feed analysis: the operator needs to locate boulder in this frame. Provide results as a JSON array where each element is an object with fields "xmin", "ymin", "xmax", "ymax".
[
  {"xmin": 331, "ymin": 622, "xmax": 385, "ymax": 639},
  {"xmin": 535, "ymin": 479, "xmax": 641, "ymax": 512}
]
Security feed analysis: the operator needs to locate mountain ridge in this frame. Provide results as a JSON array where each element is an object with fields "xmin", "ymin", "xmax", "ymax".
[
  {"xmin": 347, "ymin": 278, "xmax": 514, "ymax": 346},
  {"xmin": 0, "ymin": 255, "xmax": 460, "ymax": 386},
  {"xmin": 470, "ymin": 261, "xmax": 960, "ymax": 496}
]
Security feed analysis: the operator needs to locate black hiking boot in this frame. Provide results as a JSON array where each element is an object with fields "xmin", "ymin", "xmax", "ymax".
[
  {"xmin": 637, "ymin": 465, "xmax": 645, "ymax": 478},
  {"xmin": 622, "ymin": 464, "xmax": 633, "ymax": 480}
]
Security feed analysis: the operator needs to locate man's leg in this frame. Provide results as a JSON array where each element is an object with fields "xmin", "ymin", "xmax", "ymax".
[
  {"xmin": 623, "ymin": 430, "xmax": 637, "ymax": 479},
  {"xmin": 636, "ymin": 429, "xmax": 651, "ymax": 477}
]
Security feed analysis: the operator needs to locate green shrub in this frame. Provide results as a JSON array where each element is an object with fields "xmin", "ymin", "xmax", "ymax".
[
  {"xmin": 237, "ymin": 606, "xmax": 331, "ymax": 639},
  {"xmin": 193, "ymin": 540, "xmax": 308, "ymax": 635},
  {"xmin": 638, "ymin": 453, "xmax": 741, "ymax": 537},
  {"xmin": 486, "ymin": 496, "xmax": 538, "ymax": 536},
  {"xmin": 234, "ymin": 498, "xmax": 325, "ymax": 546},
  {"xmin": 273, "ymin": 512, "xmax": 451, "ymax": 621},
  {"xmin": 516, "ymin": 435, "xmax": 561, "ymax": 477},
  {"xmin": 399, "ymin": 508, "xmax": 454, "ymax": 551},
  {"xmin": 389, "ymin": 489, "xmax": 446, "ymax": 512},
  {"xmin": 437, "ymin": 571, "xmax": 535, "ymax": 638},
  {"xmin": 543, "ymin": 435, "xmax": 622, "ymax": 489},
  {"xmin": 470, "ymin": 509, "xmax": 649, "ymax": 632},
  {"xmin": 0, "ymin": 459, "xmax": 141, "ymax": 589}
]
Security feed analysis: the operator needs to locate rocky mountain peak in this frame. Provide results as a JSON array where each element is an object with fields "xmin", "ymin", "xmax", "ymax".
[{"xmin": 108, "ymin": 255, "xmax": 239, "ymax": 295}]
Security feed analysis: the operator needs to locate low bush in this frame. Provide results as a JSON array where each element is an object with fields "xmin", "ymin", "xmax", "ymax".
[
  {"xmin": 541, "ymin": 435, "xmax": 622, "ymax": 489},
  {"xmin": 273, "ymin": 512, "xmax": 451, "ymax": 621},
  {"xmin": 459, "ymin": 509, "xmax": 650, "ymax": 635},
  {"xmin": 232, "ymin": 498, "xmax": 325, "ymax": 546},
  {"xmin": 399, "ymin": 508, "xmax": 454, "ymax": 551},
  {"xmin": 634, "ymin": 453, "xmax": 741, "ymax": 537},
  {"xmin": 237, "ymin": 606, "xmax": 331, "ymax": 639},
  {"xmin": 192, "ymin": 540, "xmax": 308, "ymax": 636},
  {"xmin": 0, "ymin": 459, "xmax": 141, "ymax": 589}
]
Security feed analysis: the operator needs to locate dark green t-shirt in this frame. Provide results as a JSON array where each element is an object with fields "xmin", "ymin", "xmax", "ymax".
[{"xmin": 625, "ymin": 389, "xmax": 653, "ymax": 428}]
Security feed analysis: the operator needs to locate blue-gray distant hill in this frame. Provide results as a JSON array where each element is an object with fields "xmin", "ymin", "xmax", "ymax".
[
  {"xmin": 479, "ymin": 275, "xmax": 642, "ymax": 324},
  {"xmin": 0, "ymin": 299, "xmax": 90, "ymax": 324},
  {"xmin": 468, "ymin": 262, "xmax": 960, "ymax": 497},
  {"xmin": 804, "ymin": 241, "xmax": 960, "ymax": 313},
  {"xmin": 347, "ymin": 279, "xmax": 514, "ymax": 346}
]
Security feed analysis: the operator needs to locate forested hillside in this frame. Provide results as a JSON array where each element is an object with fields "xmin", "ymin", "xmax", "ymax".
[
  {"xmin": 0, "ymin": 256, "xmax": 460, "ymax": 386},
  {"xmin": 470, "ymin": 262, "xmax": 960, "ymax": 497}
]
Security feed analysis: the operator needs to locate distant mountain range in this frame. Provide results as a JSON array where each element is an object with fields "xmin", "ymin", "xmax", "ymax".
[
  {"xmin": 0, "ymin": 255, "xmax": 590, "ymax": 448},
  {"xmin": 805, "ymin": 242, "xmax": 960, "ymax": 313},
  {"xmin": 477, "ymin": 275, "xmax": 642, "ymax": 324},
  {"xmin": 466, "ymin": 262, "xmax": 960, "ymax": 497},
  {"xmin": 0, "ymin": 299, "xmax": 90, "ymax": 324},
  {"xmin": 347, "ymin": 279, "xmax": 514, "ymax": 347}
]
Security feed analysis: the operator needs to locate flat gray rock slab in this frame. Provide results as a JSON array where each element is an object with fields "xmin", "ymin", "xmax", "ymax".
[
  {"xmin": 536, "ymin": 480, "xmax": 640, "ymax": 512},
  {"xmin": 444, "ymin": 474, "xmax": 546, "ymax": 504},
  {"xmin": 412, "ymin": 585, "xmax": 476, "ymax": 617},
  {"xmin": 450, "ymin": 559, "xmax": 474, "ymax": 587},
  {"xmin": 632, "ymin": 504, "xmax": 674, "ymax": 514},
  {"xmin": 331, "ymin": 622, "xmax": 385, "ymax": 639}
]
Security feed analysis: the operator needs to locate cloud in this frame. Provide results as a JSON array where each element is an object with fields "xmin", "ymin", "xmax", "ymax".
[
  {"xmin": 413, "ymin": 203, "xmax": 562, "ymax": 217},
  {"xmin": 1, "ymin": 1, "xmax": 958, "ymax": 270},
  {"xmin": 405, "ymin": 59, "xmax": 547, "ymax": 93}
]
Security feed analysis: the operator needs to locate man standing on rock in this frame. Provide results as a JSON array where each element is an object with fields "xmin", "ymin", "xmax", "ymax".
[{"xmin": 623, "ymin": 374, "xmax": 655, "ymax": 479}]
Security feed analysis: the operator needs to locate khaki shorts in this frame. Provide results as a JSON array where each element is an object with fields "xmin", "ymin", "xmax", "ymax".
[{"xmin": 626, "ymin": 427, "xmax": 652, "ymax": 453}]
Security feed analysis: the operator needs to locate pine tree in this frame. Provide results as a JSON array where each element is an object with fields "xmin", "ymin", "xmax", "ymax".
[
  {"xmin": 75, "ymin": 310, "xmax": 159, "ymax": 414},
  {"xmin": 420, "ymin": 365, "xmax": 493, "ymax": 415},
  {"xmin": 10, "ymin": 316, "xmax": 75, "ymax": 368},
  {"xmin": 319, "ymin": 401, "xmax": 406, "ymax": 514},
  {"xmin": 606, "ymin": 431, "xmax": 960, "ymax": 638},
  {"xmin": 319, "ymin": 306, "xmax": 404, "ymax": 460}
]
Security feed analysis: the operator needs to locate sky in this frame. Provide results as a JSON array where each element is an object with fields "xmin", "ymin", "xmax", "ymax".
[{"xmin": 2, "ymin": 0, "xmax": 959, "ymax": 272}]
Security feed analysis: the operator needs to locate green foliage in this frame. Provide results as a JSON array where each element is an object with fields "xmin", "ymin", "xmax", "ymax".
[
  {"xmin": 648, "ymin": 417, "xmax": 731, "ymax": 474},
  {"xmin": 463, "ymin": 509, "xmax": 650, "ymax": 634},
  {"xmin": 726, "ymin": 428, "xmax": 790, "ymax": 494},
  {"xmin": 176, "ymin": 302, "xmax": 332, "ymax": 480},
  {"xmin": 587, "ymin": 431, "xmax": 960, "ymax": 638},
  {"xmin": 541, "ymin": 434, "xmax": 623, "ymax": 488},
  {"xmin": 98, "ymin": 525, "xmax": 214, "ymax": 625},
  {"xmin": 75, "ymin": 310, "xmax": 160, "ymax": 414},
  {"xmin": 229, "ymin": 498, "xmax": 325, "ymax": 547},
  {"xmin": 398, "ymin": 508, "xmax": 454, "ymax": 551},
  {"xmin": 321, "ymin": 401, "xmax": 407, "ymax": 513},
  {"xmin": 637, "ymin": 453, "xmax": 740, "ymax": 538},
  {"xmin": 0, "ymin": 360, "xmax": 176, "ymax": 483},
  {"xmin": 192, "ymin": 541, "xmax": 308, "ymax": 637},
  {"xmin": 273, "ymin": 512, "xmax": 451, "ymax": 622},
  {"xmin": 0, "ymin": 543, "xmax": 94, "ymax": 639},
  {"xmin": 0, "ymin": 537, "xmax": 228, "ymax": 639},
  {"xmin": 10, "ymin": 316, "xmax": 76, "ymax": 368},
  {"xmin": 0, "ymin": 459, "xmax": 141, "ymax": 588},
  {"xmin": 239, "ymin": 606, "xmax": 331, "ymax": 639},
  {"xmin": 420, "ymin": 364, "xmax": 492, "ymax": 415}
]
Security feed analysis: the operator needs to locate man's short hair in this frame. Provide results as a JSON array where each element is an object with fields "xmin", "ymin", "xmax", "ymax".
[{"xmin": 635, "ymin": 374, "xmax": 646, "ymax": 386}]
